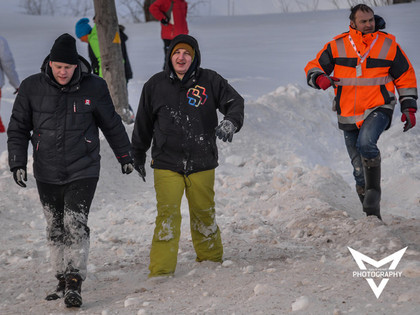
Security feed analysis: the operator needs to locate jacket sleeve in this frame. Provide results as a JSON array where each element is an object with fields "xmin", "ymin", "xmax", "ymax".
[
  {"xmin": 0, "ymin": 36, "xmax": 20, "ymax": 89},
  {"xmin": 304, "ymin": 41, "xmax": 335, "ymax": 89},
  {"xmin": 214, "ymin": 73, "xmax": 244, "ymax": 132},
  {"xmin": 389, "ymin": 44, "xmax": 418, "ymax": 112},
  {"xmin": 149, "ymin": 0, "xmax": 170, "ymax": 21},
  {"xmin": 93, "ymin": 80, "xmax": 133, "ymax": 165},
  {"xmin": 131, "ymin": 83, "xmax": 155, "ymax": 165},
  {"xmin": 7, "ymin": 80, "xmax": 32, "ymax": 171}
]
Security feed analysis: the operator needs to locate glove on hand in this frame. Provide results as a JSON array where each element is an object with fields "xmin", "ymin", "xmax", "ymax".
[
  {"xmin": 122, "ymin": 163, "xmax": 134, "ymax": 174},
  {"xmin": 215, "ymin": 120, "xmax": 237, "ymax": 142},
  {"xmin": 316, "ymin": 74, "xmax": 339, "ymax": 90},
  {"xmin": 13, "ymin": 167, "xmax": 27, "ymax": 187},
  {"xmin": 401, "ymin": 108, "xmax": 416, "ymax": 132},
  {"xmin": 134, "ymin": 163, "xmax": 146, "ymax": 182},
  {"xmin": 161, "ymin": 18, "xmax": 169, "ymax": 25}
]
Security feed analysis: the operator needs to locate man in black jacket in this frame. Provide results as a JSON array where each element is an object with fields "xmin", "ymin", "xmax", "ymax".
[
  {"xmin": 7, "ymin": 33, "xmax": 134, "ymax": 308},
  {"xmin": 132, "ymin": 34, "xmax": 244, "ymax": 278}
]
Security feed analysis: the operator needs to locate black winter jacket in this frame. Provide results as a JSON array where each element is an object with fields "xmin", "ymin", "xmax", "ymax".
[
  {"xmin": 132, "ymin": 35, "xmax": 244, "ymax": 175},
  {"xmin": 7, "ymin": 55, "xmax": 132, "ymax": 184}
]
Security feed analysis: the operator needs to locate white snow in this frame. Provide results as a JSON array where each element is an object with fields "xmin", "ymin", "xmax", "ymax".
[{"xmin": 1, "ymin": 0, "xmax": 420, "ymax": 314}]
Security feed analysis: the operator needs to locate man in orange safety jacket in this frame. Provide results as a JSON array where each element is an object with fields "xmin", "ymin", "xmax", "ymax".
[{"xmin": 304, "ymin": 4, "xmax": 417, "ymax": 220}]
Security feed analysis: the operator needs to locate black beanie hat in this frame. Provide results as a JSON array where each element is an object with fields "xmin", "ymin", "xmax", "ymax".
[{"xmin": 50, "ymin": 33, "xmax": 79, "ymax": 65}]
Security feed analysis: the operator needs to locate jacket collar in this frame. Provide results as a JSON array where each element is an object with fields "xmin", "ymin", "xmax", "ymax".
[
  {"xmin": 41, "ymin": 55, "xmax": 91, "ymax": 91},
  {"xmin": 348, "ymin": 26, "xmax": 378, "ymax": 55}
]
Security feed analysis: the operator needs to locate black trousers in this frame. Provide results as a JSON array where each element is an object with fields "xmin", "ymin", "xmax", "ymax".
[{"xmin": 36, "ymin": 178, "xmax": 98, "ymax": 280}]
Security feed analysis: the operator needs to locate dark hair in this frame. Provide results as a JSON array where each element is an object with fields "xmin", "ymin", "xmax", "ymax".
[{"xmin": 349, "ymin": 4, "xmax": 374, "ymax": 21}]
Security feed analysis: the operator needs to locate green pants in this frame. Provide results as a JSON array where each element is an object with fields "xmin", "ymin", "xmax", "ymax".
[{"xmin": 149, "ymin": 169, "xmax": 223, "ymax": 277}]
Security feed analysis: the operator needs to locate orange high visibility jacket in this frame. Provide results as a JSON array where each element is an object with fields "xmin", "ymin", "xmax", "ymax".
[{"xmin": 305, "ymin": 27, "xmax": 417, "ymax": 130}]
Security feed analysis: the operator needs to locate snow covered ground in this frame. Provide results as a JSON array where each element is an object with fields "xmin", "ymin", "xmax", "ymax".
[{"xmin": 1, "ymin": 1, "xmax": 419, "ymax": 314}]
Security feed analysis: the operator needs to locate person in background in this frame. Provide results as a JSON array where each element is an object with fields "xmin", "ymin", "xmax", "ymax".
[
  {"xmin": 75, "ymin": 17, "xmax": 133, "ymax": 83},
  {"xmin": 132, "ymin": 34, "xmax": 244, "ymax": 278},
  {"xmin": 0, "ymin": 35, "xmax": 20, "ymax": 132},
  {"xmin": 149, "ymin": 0, "xmax": 189, "ymax": 67},
  {"xmin": 304, "ymin": 4, "xmax": 417, "ymax": 220},
  {"xmin": 7, "ymin": 33, "xmax": 134, "ymax": 308}
]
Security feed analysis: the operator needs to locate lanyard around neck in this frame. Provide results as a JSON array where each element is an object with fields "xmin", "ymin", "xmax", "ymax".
[{"xmin": 348, "ymin": 34, "xmax": 378, "ymax": 64}]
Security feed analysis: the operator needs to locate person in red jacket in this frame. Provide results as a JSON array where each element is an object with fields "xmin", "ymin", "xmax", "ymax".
[
  {"xmin": 149, "ymin": 0, "xmax": 189, "ymax": 65},
  {"xmin": 304, "ymin": 4, "xmax": 417, "ymax": 220}
]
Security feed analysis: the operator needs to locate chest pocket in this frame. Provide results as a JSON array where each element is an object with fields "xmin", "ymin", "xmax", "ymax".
[{"xmin": 69, "ymin": 99, "xmax": 95, "ymax": 129}]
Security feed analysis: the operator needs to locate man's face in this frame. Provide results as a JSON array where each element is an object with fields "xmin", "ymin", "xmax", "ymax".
[
  {"xmin": 49, "ymin": 61, "xmax": 77, "ymax": 85},
  {"xmin": 171, "ymin": 48, "xmax": 192, "ymax": 79},
  {"xmin": 351, "ymin": 10, "xmax": 375, "ymax": 34}
]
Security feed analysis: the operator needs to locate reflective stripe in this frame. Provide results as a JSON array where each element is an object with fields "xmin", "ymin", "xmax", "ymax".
[
  {"xmin": 337, "ymin": 103, "xmax": 396, "ymax": 125},
  {"xmin": 336, "ymin": 38, "xmax": 346, "ymax": 57},
  {"xmin": 397, "ymin": 87, "xmax": 418, "ymax": 97},
  {"xmin": 377, "ymin": 37, "xmax": 392, "ymax": 59},
  {"xmin": 335, "ymin": 75, "xmax": 393, "ymax": 86}
]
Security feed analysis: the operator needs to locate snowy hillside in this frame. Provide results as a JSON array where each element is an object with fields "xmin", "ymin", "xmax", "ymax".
[{"xmin": 1, "ymin": 0, "xmax": 420, "ymax": 314}]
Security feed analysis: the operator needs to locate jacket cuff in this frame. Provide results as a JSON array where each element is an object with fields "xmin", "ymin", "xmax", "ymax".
[
  {"xmin": 117, "ymin": 151, "xmax": 133, "ymax": 165},
  {"xmin": 400, "ymin": 98, "xmax": 417, "ymax": 112}
]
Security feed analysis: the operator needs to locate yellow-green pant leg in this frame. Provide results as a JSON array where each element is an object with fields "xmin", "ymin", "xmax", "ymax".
[
  {"xmin": 149, "ymin": 169, "xmax": 185, "ymax": 277},
  {"xmin": 186, "ymin": 169, "xmax": 223, "ymax": 263}
]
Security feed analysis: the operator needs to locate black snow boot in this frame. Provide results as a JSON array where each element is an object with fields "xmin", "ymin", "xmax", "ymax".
[
  {"xmin": 45, "ymin": 274, "xmax": 66, "ymax": 300},
  {"xmin": 362, "ymin": 154, "xmax": 382, "ymax": 220},
  {"xmin": 355, "ymin": 184, "xmax": 365, "ymax": 204},
  {"xmin": 64, "ymin": 272, "xmax": 83, "ymax": 308}
]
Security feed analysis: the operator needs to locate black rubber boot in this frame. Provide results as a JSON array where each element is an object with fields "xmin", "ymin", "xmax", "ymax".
[
  {"xmin": 64, "ymin": 272, "xmax": 83, "ymax": 308},
  {"xmin": 45, "ymin": 274, "xmax": 66, "ymax": 300},
  {"xmin": 355, "ymin": 184, "xmax": 365, "ymax": 204},
  {"xmin": 362, "ymin": 154, "xmax": 382, "ymax": 220}
]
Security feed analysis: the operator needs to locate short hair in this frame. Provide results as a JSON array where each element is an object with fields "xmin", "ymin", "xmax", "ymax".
[{"xmin": 349, "ymin": 4, "xmax": 374, "ymax": 21}]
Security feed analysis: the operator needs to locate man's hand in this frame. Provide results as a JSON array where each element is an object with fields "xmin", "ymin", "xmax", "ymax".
[
  {"xmin": 316, "ymin": 74, "xmax": 339, "ymax": 90},
  {"xmin": 161, "ymin": 18, "xmax": 169, "ymax": 25},
  {"xmin": 122, "ymin": 163, "xmax": 134, "ymax": 174},
  {"xmin": 215, "ymin": 120, "xmax": 237, "ymax": 142},
  {"xmin": 401, "ymin": 108, "xmax": 416, "ymax": 132},
  {"xmin": 134, "ymin": 163, "xmax": 146, "ymax": 182},
  {"xmin": 13, "ymin": 168, "xmax": 27, "ymax": 187}
]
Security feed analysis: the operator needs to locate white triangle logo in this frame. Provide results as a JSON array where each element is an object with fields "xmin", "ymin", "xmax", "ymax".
[{"xmin": 348, "ymin": 247, "xmax": 407, "ymax": 298}]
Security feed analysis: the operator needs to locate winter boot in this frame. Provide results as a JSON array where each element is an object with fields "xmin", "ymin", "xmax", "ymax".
[
  {"xmin": 362, "ymin": 154, "xmax": 382, "ymax": 220},
  {"xmin": 64, "ymin": 272, "xmax": 83, "ymax": 308},
  {"xmin": 45, "ymin": 274, "xmax": 66, "ymax": 300},
  {"xmin": 355, "ymin": 184, "xmax": 365, "ymax": 204}
]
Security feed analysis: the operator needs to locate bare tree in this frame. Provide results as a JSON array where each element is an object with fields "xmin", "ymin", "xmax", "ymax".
[
  {"xmin": 119, "ymin": 0, "xmax": 156, "ymax": 22},
  {"xmin": 66, "ymin": 0, "xmax": 94, "ymax": 17},
  {"xmin": 20, "ymin": 0, "xmax": 55, "ymax": 15},
  {"xmin": 93, "ymin": 0, "xmax": 133, "ymax": 124}
]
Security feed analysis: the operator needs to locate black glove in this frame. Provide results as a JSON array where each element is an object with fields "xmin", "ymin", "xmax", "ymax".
[
  {"xmin": 215, "ymin": 120, "xmax": 237, "ymax": 142},
  {"xmin": 12, "ymin": 167, "xmax": 27, "ymax": 187},
  {"xmin": 134, "ymin": 163, "xmax": 146, "ymax": 182},
  {"xmin": 161, "ymin": 18, "xmax": 169, "ymax": 25},
  {"xmin": 122, "ymin": 163, "xmax": 134, "ymax": 174}
]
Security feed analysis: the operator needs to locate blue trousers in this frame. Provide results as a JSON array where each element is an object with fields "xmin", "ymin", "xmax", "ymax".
[{"xmin": 343, "ymin": 111, "xmax": 390, "ymax": 187}]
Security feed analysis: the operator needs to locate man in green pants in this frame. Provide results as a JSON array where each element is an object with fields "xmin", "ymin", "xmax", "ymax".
[{"xmin": 132, "ymin": 34, "xmax": 244, "ymax": 277}]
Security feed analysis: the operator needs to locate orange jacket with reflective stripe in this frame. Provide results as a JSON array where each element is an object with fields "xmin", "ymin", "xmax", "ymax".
[{"xmin": 305, "ymin": 27, "xmax": 417, "ymax": 130}]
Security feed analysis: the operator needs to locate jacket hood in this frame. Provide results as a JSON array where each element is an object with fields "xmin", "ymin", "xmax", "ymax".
[
  {"xmin": 165, "ymin": 34, "xmax": 201, "ymax": 82},
  {"xmin": 41, "ymin": 54, "xmax": 92, "ymax": 89}
]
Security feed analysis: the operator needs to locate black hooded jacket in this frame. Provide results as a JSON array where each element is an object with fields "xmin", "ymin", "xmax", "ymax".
[
  {"xmin": 132, "ymin": 35, "xmax": 244, "ymax": 175},
  {"xmin": 7, "ymin": 55, "xmax": 132, "ymax": 184}
]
